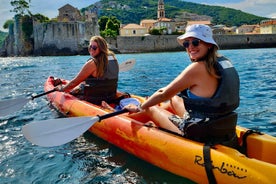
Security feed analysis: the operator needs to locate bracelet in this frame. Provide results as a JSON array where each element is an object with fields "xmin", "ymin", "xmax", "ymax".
[{"xmin": 137, "ymin": 104, "xmax": 143, "ymax": 112}]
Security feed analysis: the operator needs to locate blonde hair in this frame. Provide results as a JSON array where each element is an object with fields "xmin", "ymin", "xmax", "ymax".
[
  {"xmin": 90, "ymin": 36, "xmax": 115, "ymax": 77},
  {"xmin": 205, "ymin": 45, "xmax": 220, "ymax": 78},
  {"xmin": 190, "ymin": 43, "xmax": 220, "ymax": 78}
]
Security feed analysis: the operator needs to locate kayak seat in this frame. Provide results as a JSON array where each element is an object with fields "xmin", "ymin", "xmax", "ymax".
[{"xmin": 185, "ymin": 112, "xmax": 239, "ymax": 148}]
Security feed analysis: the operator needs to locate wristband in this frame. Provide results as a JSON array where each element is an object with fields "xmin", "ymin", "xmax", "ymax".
[{"xmin": 137, "ymin": 104, "xmax": 143, "ymax": 112}]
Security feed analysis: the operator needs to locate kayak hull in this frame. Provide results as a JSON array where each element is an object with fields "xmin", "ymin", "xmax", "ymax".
[{"xmin": 44, "ymin": 76, "xmax": 276, "ymax": 184}]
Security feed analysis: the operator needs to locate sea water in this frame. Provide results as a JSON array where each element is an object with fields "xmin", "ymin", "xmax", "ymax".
[{"xmin": 0, "ymin": 48, "xmax": 275, "ymax": 183}]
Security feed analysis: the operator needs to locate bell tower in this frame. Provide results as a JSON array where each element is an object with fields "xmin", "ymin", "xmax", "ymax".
[{"xmin": 157, "ymin": 0, "xmax": 165, "ymax": 19}]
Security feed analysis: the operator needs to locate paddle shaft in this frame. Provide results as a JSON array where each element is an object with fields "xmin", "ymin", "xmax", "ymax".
[
  {"xmin": 98, "ymin": 109, "xmax": 128, "ymax": 121},
  {"xmin": 31, "ymin": 89, "xmax": 56, "ymax": 100}
]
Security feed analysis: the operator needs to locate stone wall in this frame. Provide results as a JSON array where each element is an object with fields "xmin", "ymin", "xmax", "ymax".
[
  {"xmin": 214, "ymin": 34, "xmax": 276, "ymax": 49},
  {"xmin": 33, "ymin": 20, "xmax": 99, "ymax": 56},
  {"xmin": 0, "ymin": 15, "xmax": 99, "ymax": 57},
  {"xmin": 115, "ymin": 35, "xmax": 179, "ymax": 53},
  {"xmin": 111, "ymin": 34, "xmax": 276, "ymax": 53}
]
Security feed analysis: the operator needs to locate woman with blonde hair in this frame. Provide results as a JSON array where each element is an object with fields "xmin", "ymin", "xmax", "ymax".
[
  {"xmin": 126, "ymin": 24, "xmax": 240, "ymax": 147},
  {"xmin": 55, "ymin": 36, "xmax": 119, "ymax": 105}
]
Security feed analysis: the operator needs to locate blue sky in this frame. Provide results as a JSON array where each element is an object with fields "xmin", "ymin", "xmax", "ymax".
[{"xmin": 1, "ymin": 0, "xmax": 275, "ymax": 32}]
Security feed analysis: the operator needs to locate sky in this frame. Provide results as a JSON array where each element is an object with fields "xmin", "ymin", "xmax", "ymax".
[{"xmin": 1, "ymin": 0, "xmax": 275, "ymax": 32}]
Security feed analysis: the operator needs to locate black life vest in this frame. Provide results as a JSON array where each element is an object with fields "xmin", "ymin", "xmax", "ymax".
[
  {"xmin": 180, "ymin": 56, "xmax": 240, "ymax": 119},
  {"xmin": 178, "ymin": 56, "xmax": 240, "ymax": 147},
  {"xmin": 83, "ymin": 56, "xmax": 119, "ymax": 104}
]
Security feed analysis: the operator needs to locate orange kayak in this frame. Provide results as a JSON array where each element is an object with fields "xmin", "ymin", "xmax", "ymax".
[{"xmin": 44, "ymin": 76, "xmax": 276, "ymax": 184}]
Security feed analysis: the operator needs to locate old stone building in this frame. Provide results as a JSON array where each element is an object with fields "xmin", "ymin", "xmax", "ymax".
[
  {"xmin": 57, "ymin": 4, "xmax": 83, "ymax": 22},
  {"xmin": 260, "ymin": 20, "xmax": 276, "ymax": 34},
  {"xmin": 137, "ymin": 0, "xmax": 177, "ymax": 35},
  {"xmin": 1, "ymin": 4, "xmax": 99, "ymax": 56},
  {"xmin": 140, "ymin": 19, "xmax": 157, "ymax": 32},
  {"xmin": 120, "ymin": 23, "xmax": 148, "ymax": 36},
  {"xmin": 236, "ymin": 25, "xmax": 260, "ymax": 34},
  {"xmin": 33, "ymin": 4, "xmax": 100, "ymax": 55}
]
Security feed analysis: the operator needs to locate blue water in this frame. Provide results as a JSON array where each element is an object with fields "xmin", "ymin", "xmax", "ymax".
[{"xmin": 0, "ymin": 48, "xmax": 276, "ymax": 183}]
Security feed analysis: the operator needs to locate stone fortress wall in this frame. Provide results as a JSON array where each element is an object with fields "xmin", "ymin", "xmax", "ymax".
[
  {"xmin": 33, "ymin": 21, "xmax": 99, "ymax": 56},
  {"xmin": 111, "ymin": 34, "xmax": 276, "ymax": 53}
]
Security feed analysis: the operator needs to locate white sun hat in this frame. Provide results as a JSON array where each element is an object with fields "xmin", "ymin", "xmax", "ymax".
[{"xmin": 177, "ymin": 24, "xmax": 218, "ymax": 49}]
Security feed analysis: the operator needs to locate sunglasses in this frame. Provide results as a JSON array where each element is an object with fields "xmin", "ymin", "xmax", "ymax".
[
  {"xmin": 183, "ymin": 39, "xmax": 200, "ymax": 48},
  {"xmin": 89, "ymin": 45, "xmax": 98, "ymax": 51}
]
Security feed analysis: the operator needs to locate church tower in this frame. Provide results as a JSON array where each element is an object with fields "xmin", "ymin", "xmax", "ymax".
[{"xmin": 157, "ymin": 0, "xmax": 165, "ymax": 19}]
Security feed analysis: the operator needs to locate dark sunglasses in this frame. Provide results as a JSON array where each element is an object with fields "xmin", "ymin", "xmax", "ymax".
[
  {"xmin": 89, "ymin": 45, "xmax": 98, "ymax": 51},
  {"xmin": 183, "ymin": 39, "xmax": 200, "ymax": 48}
]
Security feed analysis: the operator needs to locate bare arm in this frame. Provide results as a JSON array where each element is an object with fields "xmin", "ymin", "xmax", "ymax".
[
  {"xmin": 62, "ymin": 60, "xmax": 97, "ymax": 92},
  {"xmin": 141, "ymin": 62, "xmax": 202, "ymax": 109}
]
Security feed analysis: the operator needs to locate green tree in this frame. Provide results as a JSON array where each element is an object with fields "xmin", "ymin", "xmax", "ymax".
[
  {"xmin": 98, "ymin": 16, "xmax": 121, "ymax": 38},
  {"xmin": 9, "ymin": 0, "xmax": 34, "ymax": 43},
  {"xmin": 33, "ymin": 13, "xmax": 50, "ymax": 23},
  {"xmin": 95, "ymin": 0, "xmax": 265, "ymax": 27},
  {"xmin": 101, "ymin": 29, "xmax": 117, "ymax": 38},
  {"xmin": 108, "ymin": 16, "xmax": 120, "ymax": 35},
  {"xmin": 10, "ymin": 0, "xmax": 31, "ymax": 15},
  {"xmin": 105, "ymin": 19, "xmax": 119, "ymax": 35},
  {"xmin": 149, "ymin": 28, "xmax": 161, "ymax": 35},
  {"xmin": 3, "ymin": 19, "xmax": 14, "ymax": 29},
  {"xmin": 98, "ymin": 16, "xmax": 109, "ymax": 31}
]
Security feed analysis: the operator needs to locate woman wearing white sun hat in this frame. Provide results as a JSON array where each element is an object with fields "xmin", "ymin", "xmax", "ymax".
[
  {"xmin": 177, "ymin": 24, "xmax": 219, "ymax": 49},
  {"xmin": 126, "ymin": 24, "xmax": 240, "ymax": 147}
]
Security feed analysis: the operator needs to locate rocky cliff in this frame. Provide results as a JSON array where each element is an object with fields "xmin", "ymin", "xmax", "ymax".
[{"xmin": 0, "ymin": 16, "xmax": 99, "ymax": 57}]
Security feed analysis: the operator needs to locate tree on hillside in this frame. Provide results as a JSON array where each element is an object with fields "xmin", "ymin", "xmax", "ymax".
[
  {"xmin": 98, "ymin": 16, "xmax": 121, "ymax": 38},
  {"xmin": 98, "ymin": 16, "xmax": 109, "ymax": 31},
  {"xmin": 97, "ymin": 0, "xmax": 265, "ymax": 27},
  {"xmin": 106, "ymin": 17, "xmax": 120, "ymax": 35}
]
